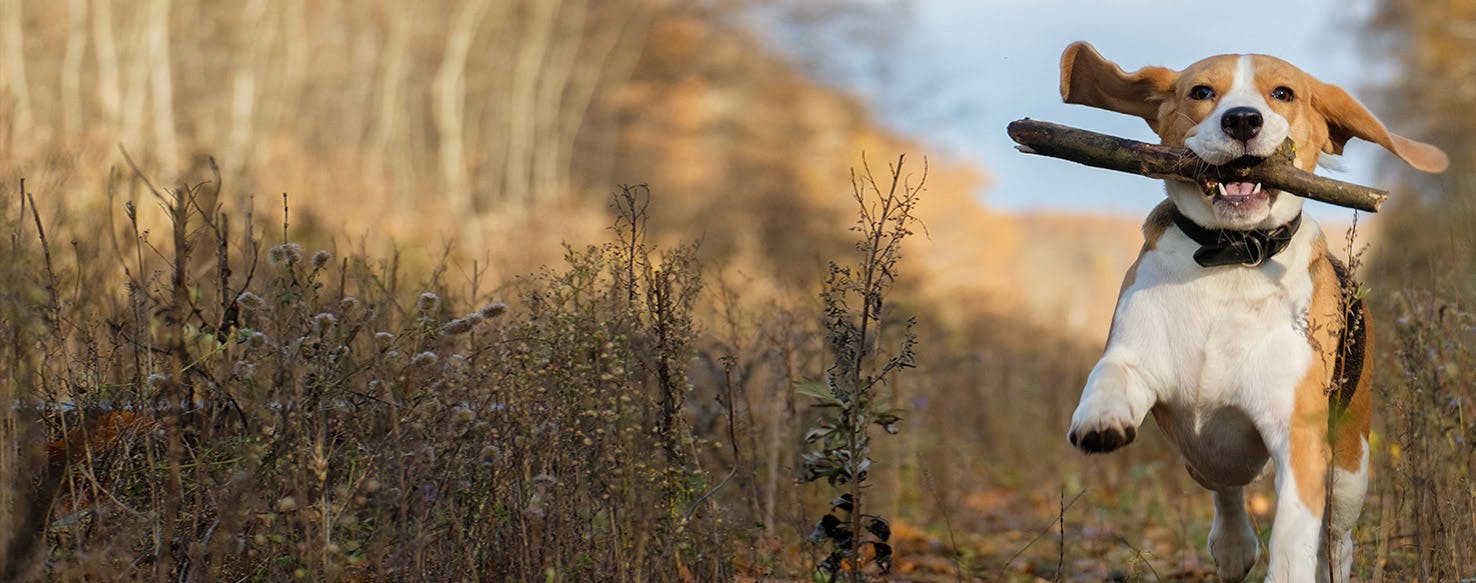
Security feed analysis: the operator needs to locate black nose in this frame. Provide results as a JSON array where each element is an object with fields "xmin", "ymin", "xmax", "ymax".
[{"xmin": 1221, "ymin": 107, "xmax": 1263, "ymax": 142}]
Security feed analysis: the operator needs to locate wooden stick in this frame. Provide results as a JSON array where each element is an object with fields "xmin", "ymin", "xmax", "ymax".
[{"xmin": 1006, "ymin": 119, "xmax": 1388, "ymax": 212}]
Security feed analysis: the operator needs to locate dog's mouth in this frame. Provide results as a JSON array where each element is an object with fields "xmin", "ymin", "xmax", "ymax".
[{"xmin": 1201, "ymin": 180, "xmax": 1272, "ymax": 210}]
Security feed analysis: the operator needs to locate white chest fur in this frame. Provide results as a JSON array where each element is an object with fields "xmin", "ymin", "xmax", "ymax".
[
  {"xmin": 1115, "ymin": 222, "xmax": 1318, "ymax": 408},
  {"xmin": 1082, "ymin": 219, "xmax": 1324, "ymax": 486}
]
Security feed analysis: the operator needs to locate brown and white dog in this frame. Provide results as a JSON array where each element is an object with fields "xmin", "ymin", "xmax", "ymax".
[{"xmin": 1059, "ymin": 42, "xmax": 1447, "ymax": 582}]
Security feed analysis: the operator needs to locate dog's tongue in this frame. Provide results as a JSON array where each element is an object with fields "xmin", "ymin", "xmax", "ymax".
[{"xmin": 1224, "ymin": 182, "xmax": 1257, "ymax": 196}]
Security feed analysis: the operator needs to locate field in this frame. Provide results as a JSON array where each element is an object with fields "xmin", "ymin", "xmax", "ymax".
[{"xmin": 2, "ymin": 1, "xmax": 1475, "ymax": 581}]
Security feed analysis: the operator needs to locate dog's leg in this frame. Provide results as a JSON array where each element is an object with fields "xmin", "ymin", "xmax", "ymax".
[
  {"xmin": 1264, "ymin": 400, "xmax": 1370, "ymax": 582},
  {"xmin": 1208, "ymin": 487, "xmax": 1260, "ymax": 582},
  {"xmin": 1067, "ymin": 355, "xmax": 1154, "ymax": 453},
  {"xmin": 1319, "ymin": 439, "xmax": 1369, "ymax": 583},
  {"xmin": 1263, "ymin": 431, "xmax": 1324, "ymax": 583}
]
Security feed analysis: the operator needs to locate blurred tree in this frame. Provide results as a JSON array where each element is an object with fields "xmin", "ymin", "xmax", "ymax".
[
  {"xmin": 1366, "ymin": 2, "xmax": 1476, "ymax": 294},
  {"xmin": 1, "ymin": 0, "xmax": 33, "ymax": 142}
]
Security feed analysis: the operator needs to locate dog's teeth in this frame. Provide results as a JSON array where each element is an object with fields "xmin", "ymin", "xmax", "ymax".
[
  {"xmin": 1253, "ymin": 183, "xmax": 1262, "ymax": 194},
  {"xmin": 1217, "ymin": 183, "xmax": 1227, "ymax": 196}
]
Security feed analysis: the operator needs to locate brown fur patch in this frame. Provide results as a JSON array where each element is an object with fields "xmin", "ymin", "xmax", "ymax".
[
  {"xmin": 1327, "ymin": 255, "xmax": 1373, "ymax": 472},
  {"xmin": 1289, "ymin": 237, "xmax": 1373, "ymax": 513},
  {"xmin": 1142, "ymin": 200, "xmax": 1175, "ymax": 250}
]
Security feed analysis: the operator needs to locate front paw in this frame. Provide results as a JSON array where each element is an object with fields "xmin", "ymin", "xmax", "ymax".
[{"xmin": 1067, "ymin": 401, "xmax": 1138, "ymax": 454}]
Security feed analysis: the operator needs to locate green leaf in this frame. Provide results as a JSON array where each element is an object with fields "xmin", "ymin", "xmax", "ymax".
[
  {"xmin": 796, "ymin": 381, "xmax": 842, "ymax": 407},
  {"xmin": 872, "ymin": 406, "xmax": 903, "ymax": 432},
  {"xmin": 804, "ymin": 423, "xmax": 837, "ymax": 443}
]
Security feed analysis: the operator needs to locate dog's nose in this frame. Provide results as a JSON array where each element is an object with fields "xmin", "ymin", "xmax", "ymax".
[{"xmin": 1221, "ymin": 107, "xmax": 1263, "ymax": 143}]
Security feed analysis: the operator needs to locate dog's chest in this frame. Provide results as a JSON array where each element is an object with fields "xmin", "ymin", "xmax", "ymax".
[{"xmin": 1113, "ymin": 228, "xmax": 1319, "ymax": 412}]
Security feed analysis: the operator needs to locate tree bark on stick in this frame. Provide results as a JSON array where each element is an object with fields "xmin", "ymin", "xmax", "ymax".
[{"xmin": 1007, "ymin": 119, "xmax": 1389, "ymax": 213}]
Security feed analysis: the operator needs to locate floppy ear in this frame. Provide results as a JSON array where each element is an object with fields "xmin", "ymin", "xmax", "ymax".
[
  {"xmin": 1060, "ymin": 41, "xmax": 1177, "ymax": 123},
  {"xmin": 1312, "ymin": 80, "xmax": 1448, "ymax": 173}
]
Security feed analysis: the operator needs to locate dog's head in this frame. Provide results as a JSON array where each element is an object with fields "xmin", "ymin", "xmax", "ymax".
[{"xmin": 1059, "ymin": 41, "xmax": 1448, "ymax": 229}]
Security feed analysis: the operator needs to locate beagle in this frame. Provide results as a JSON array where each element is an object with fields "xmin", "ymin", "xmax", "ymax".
[{"xmin": 1058, "ymin": 42, "xmax": 1447, "ymax": 582}]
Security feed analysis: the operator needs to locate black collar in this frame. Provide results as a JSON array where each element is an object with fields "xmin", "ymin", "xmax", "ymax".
[{"xmin": 1171, "ymin": 210, "xmax": 1302, "ymax": 268}]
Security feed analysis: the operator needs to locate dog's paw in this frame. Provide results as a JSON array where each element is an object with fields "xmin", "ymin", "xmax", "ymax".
[
  {"xmin": 1067, "ymin": 401, "xmax": 1138, "ymax": 454},
  {"xmin": 1209, "ymin": 519, "xmax": 1260, "ymax": 582}
]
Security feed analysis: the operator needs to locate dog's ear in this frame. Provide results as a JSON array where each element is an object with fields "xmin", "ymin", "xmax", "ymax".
[
  {"xmin": 1311, "ymin": 80, "xmax": 1448, "ymax": 173},
  {"xmin": 1060, "ymin": 41, "xmax": 1176, "ymax": 123}
]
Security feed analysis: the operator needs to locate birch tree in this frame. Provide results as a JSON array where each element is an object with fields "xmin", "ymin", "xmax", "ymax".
[
  {"xmin": 434, "ymin": 0, "xmax": 493, "ymax": 215},
  {"xmin": 1, "ymin": 0, "xmax": 33, "ymax": 140},
  {"xmin": 61, "ymin": 0, "xmax": 87, "ymax": 139}
]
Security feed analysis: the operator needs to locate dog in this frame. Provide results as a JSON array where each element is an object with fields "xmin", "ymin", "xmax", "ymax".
[{"xmin": 1058, "ymin": 42, "xmax": 1447, "ymax": 582}]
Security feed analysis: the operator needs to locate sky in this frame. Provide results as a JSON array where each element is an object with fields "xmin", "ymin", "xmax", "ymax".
[{"xmin": 795, "ymin": 0, "xmax": 1399, "ymax": 218}]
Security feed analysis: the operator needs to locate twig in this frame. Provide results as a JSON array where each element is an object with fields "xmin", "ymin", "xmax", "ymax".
[
  {"xmin": 1057, "ymin": 489, "xmax": 1065, "ymax": 583},
  {"xmin": 1007, "ymin": 119, "xmax": 1389, "ymax": 212},
  {"xmin": 117, "ymin": 145, "xmax": 168, "ymax": 205},
  {"xmin": 681, "ymin": 355, "xmax": 741, "ymax": 526},
  {"xmin": 1004, "ymin": 489, "xmax": 1084, "ymax": 571},
  {"xmin": 918, "ymin": 459, "xmax": 966, "ymax": 583},
  {"xmin": 23, "ymin": 181, "xmax": 59, "ymax": 317},
  {"xmin": 1111, "ymin": 534, "xmax": 1164, "ymax": 582}
]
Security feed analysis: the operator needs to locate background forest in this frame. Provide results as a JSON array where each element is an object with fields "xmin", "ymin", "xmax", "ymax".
[{"xmin": 0, "ymin": 0, "xmax": 1472, "ymax": 580}]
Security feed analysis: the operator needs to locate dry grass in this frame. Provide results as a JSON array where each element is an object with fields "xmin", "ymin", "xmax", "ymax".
[
  {"xmin": 1366, "ymin": 290, "xmax": 1476, "ymax": 579},
  {"xmin": 1, "ymin": 171, "xmax": 728, "ymax": 580},
  {"xmin": 4, "ymin": 165, "xmax": 1471, "ymax": 581},
  {"xmin": 0, "ymin": 156, "xmax": 1215, "ymax": 581}
]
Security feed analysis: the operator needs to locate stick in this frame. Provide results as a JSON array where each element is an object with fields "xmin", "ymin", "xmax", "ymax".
[{"xmin": 1007, "ymin": 119, "xmax": 1388, "ymax": 212}]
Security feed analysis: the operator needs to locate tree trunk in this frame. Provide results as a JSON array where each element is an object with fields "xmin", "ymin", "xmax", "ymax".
[
  {"xmin": 531, "ymin": 0, "xmax": 586, "ymax": 198},
  {"xmin": 370, "ymin": 3, "xmax": 410, "ymax": 203},
  {"xmin": 578, "ymin": 2, "xmax": 657, "ymax": 195},
  {"xmin": 225, "ymin": 0, "xmax": 266, "ymax": 180},
  {"xmin": 433, "ymin": 0, "xmax": 492, "ymax": 216},
  {"xmin": 119, "ymin": 2, "xmax": 148, "ymax": 155},
  {"xmin": 91, "ymin": 0, "xmax": 120, "ymax": 129},
  {"xmin": 503, "ymin": 0, "xmax": 561, "ymax": 203},
  {"xmin": 1, "ymin": 0, "xmax": 33, "ymax": 143},
  {"xmin": 62, "ymin": 0, "xmax": 88, "ymax": 140},
  {"xmin": 147, "ymin": 0, "xmax": 178, "ymax": 173}
]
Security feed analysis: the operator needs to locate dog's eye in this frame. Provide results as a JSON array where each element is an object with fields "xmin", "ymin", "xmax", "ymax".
[
  {"xmin": 1189, "ymin": 85, "xmax": 1216, "ymax": 101},
  {"xmin": 1271, "ymin": 86, "xmax": 1295, "ymax": 102}
]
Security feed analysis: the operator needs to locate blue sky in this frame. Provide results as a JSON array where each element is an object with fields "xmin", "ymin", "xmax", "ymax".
[{"xmin": 797, "ymin": 0, "xmax": 1398, "ymax": 218}]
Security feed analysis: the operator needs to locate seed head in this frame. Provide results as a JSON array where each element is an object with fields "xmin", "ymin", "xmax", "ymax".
[
  {"xmin": 439, "ymin": 318, "xmax": 476, "ymax": 336},
  {"xmin": 310, "ymin": 250, "xmax": 332, "ymax": 270},
  {"xmin": 411, "ymin": 351, "xmax": 439, "ymax": 367},
  {"xmin": 312, "ymin": 312, "xmax": 338, "ymax": 334},
  {"xmin": 268, "ymin": 243, "xmax": 303, "ymax": 267},
  {"xmin": 479, "ymin": 302, "xmax": 509, "ymax": 319},
  {"xmin": 416, "ymin": 292, "xmax": 440, "ymax": 314},
  {"xmin": 246, "ymin": 331, "xmax": 269, "ymax": 350},
  {"xmin": 374, "ymin": 332, "xmax": 396, "ymax": 350},
  {"xmin": 236, "ymin": 291, "xmax": 266, "ymax": 310}
]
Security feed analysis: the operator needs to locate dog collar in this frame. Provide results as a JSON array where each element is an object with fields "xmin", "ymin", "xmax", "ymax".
[{"xmin": 1170, "ymin": 210, "xmax": 1302, "ymax": 268}]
